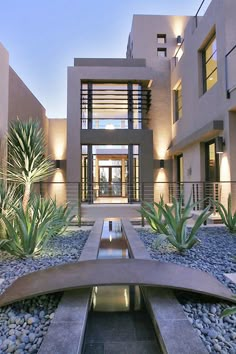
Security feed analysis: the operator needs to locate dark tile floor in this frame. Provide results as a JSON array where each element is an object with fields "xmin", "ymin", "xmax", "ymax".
[{"xmin": 83, "ymin": 311, "xmax": 162, "ymax": 354}]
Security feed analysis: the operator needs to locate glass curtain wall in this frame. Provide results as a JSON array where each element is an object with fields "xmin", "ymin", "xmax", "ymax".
[
  {"xmin": 81, "ymin": 83, "xmax": 149, "ymax": 129},
  {"xmin": 81, "ymin": 145, "xmax": 139, "ymax": 204}
]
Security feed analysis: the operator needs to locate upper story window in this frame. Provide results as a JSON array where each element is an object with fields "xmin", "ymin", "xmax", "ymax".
[
  {"xmin": 157, "ymin": 48, "xmax": 167, "ymax": 57},
  {"xmin": 157, "ymin": 34, "xmax": 166, "ymax": 44},
  {"xmin": 174, "ymin": 82, "xmax": 182, "ymax": 122},
  {"xmin": 202, "ymin": 34, "xmax": 218, "ymax": 93},
  {"xmin": 81, "ymin": 83, "xmax": 151, "ymax": 130}
]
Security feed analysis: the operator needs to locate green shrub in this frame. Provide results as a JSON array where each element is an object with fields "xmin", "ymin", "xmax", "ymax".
[
  {"xmin": 141, "ymin": 194, "xmax": 212, "ymax": 252},
  {"xmin": 211, "ymin": 194, "xmax": 236, "ymax": 233},
  {"xmin": 0, "ymin": 197, "xmax": 74, "ymax": 257}
]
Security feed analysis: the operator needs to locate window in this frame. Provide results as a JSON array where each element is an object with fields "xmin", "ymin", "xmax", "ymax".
[
  {"xmin": 157, "ymin": 34, "xmax": 166, "ymax": 44},
  {"xmin": 202, "ymin": 34, "xmax": 217, "ymax": 92},
  {"xmin": 174, "ymin": 82, "xmax": 182, "ymax": 122},
  {"xmin": 157, "ymin": 48, "xmax": 167, "ymax": 57}
]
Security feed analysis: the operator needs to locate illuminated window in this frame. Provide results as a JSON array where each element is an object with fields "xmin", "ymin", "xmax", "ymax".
[
  {"xmin": 157, "ymin": 48, "xmax": 167, "ymax": 57},
  {"xmin": 157, "ymin": 34, "xmax": 166, "ymax": 44},
  {"xmin": 202, "ymin": 34, "xmax": 217, "ymax": 93},
  {"xmin": 174, "ymin": 82, "xmax": 182, "ymax": 122}
]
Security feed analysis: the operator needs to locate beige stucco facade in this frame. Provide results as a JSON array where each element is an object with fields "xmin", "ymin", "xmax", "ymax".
[
  {"xmin": 2, "ymin": 0, "xmax": 236, "ymax": 215},
  {"xmin": 0, "ymin": 43, "xmax": 9, "ymax": 142}
]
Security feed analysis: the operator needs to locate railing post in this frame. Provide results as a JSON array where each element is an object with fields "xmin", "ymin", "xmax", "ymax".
[
  {"xmin": 78, "ymin": 182, "xmax": 81, "ymax": 227},
  {"xmin": 141, "ymin": 182, "xmax": 145, "ymax": 227}
]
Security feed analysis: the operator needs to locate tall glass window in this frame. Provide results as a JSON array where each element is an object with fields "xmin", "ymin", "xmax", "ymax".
[
  {"xmin": 202, "ymin": 34, "xmax": 217, "ymax": 92},
  {"xmin": 81, "ymin": 144, "xmax": 140, "ymax": 203},
  {"xmin": 174, "ymin": 82, "xmax": 182, "ymax": 122},
  {"xmin": 81, "ymin": 83, "xmax": 150, "ymax": 130}
]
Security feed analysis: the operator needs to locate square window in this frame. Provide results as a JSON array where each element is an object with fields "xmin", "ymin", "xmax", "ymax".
[
  {"xmin": 157, "ymin": 34, "xmax": 166, "ymax": 44},
  {"xmin": 157, "ymin": 48, "xmax": 167, "ymax": 57}
]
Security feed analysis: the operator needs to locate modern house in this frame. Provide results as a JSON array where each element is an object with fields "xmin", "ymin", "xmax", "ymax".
[{"xmin": 1, "ymin": 0, "xmax": 236, "ymax": 221}]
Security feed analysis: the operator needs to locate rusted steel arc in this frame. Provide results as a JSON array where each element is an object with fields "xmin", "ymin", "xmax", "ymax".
[{"xmin": 0, "ymin": 259, "xmax": 235, "ymax": 307}]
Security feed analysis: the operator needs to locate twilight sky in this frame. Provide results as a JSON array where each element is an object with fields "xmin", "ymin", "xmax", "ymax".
[{"xmin": 0, "ymin": 0, "xmax": 211, "ymax": 118}]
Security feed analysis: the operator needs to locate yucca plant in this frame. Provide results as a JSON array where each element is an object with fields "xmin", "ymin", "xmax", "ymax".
[
  {"xmin": 0, "ymin": 181, "xmax": 19, "ymax": 237},
  {"xmin": 0, "ymin": 196, "xmax": 74, "ymax": 257},
  {"xmin": 5, "ymin": 119, "xmax": 54, "ymax": 212},
  {"xmin": 141, "ymin": 194, "xmax": 212, "ymax": 252},
  {"xmin": 211, "ymin": 193, "xmax": 236, "ymax": 233}
]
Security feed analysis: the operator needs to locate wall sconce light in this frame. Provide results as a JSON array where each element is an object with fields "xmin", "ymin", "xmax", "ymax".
[
  {"xmin": 55, "ymin": 160, "xmax": 61, "ymax": 169},
  {"xmin": 160, "ymin": 159, "xmax": 165, "ymax": 169},
  {"xmin": 177, "ymin": 35, "xmax": 182, "ymax": 46},
  {"xmin": 215, "ymin": 136, "xmax": 225, "ymax": 154}
]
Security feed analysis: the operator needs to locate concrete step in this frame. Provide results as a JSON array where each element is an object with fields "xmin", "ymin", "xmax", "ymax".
[{"xmin": 81, "ymin": 204, "xmax": 141, "ymax": 221}]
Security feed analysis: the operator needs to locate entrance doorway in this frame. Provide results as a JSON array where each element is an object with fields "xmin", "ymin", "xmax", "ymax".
[{"xmin": 99, "ymin": 166, "xmax": 122, "ymax": 197}]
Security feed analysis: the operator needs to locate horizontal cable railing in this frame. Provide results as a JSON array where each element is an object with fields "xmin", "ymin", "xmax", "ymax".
[
  {"xmin": 33, "ymin": 181, "xmax": 236, "ymax": 224},
  {"xmin": 225, "ymin": 44, "xmax": 236, "ymax": 99}
]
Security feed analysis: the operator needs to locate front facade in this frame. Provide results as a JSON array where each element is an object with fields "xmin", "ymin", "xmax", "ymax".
[
  {"xmin": 66, "ymin": 0, "xmax": 236, "ymax": 218},
  {"xmin": 1, "ymin": 0, "xmax": 236, "ymax": 219}
]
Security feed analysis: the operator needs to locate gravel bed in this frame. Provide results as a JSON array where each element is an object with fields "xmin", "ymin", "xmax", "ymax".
[
  {"xmin": 0, "ymin": 230, "xmax": 89, "ymax": 353},
  {"xmin": 138, "ymin": 226, "xmax": 236, "ymax": 354}
]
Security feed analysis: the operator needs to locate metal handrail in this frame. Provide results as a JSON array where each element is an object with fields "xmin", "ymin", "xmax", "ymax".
[
  {"xmin": 195, "ymin": 0, "xmax": 208, "ymax": 28},
  {"xmin": 225, "ymin": 44, "xmax": 236, "ymax": 99}
]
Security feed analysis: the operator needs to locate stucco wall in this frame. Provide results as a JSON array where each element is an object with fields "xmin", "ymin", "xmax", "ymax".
[
  {"xmin": 8, "ymin": 66, "xmax": 46, "ymax": 126},
  {"xmin": 170, "ymin": 0, "xmax": 236, "ymax": 186},
  {"xmin": 67, "ymin": 62, "xmax": 153, "ymax": 183},
  {"xmin": 0, "ymin": 43, "xmax": 9, "ymax": 141}
]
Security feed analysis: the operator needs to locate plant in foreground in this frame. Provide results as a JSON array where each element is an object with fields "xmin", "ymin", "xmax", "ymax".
[
  {"xmin": 221, "ymin": 297, "xmax": 236, "ymax": 317},
  {"xmin": 141, "ymin": 194, "xmax": 212, "ymax": 252},
  {"xmin": 139, "ymin": 195, "xmax": 166, "ymax": 233},
  {"xmin": 0, "ymin": 196, "xmax": 74, "ymax": 257},
  {"xmin": 211, "ymin": 193, "xmax": 236, "ymax": 233},
  {"xmin": 5, "ymin": 119, "xmax": 54, "ymax": 212}
]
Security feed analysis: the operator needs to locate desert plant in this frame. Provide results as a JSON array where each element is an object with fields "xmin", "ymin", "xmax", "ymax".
[
  {"xmin": 0, "ymin": 196, "xmax": 74, "ymax": 257},
  {"xmin": 221, "ymin": 298, "xmax": 236, "ymax": 317},
  {"xmin": 0, "ymin": 181, "xmax": 19, "ymax": 238},
  {"xmin": 211, "ymin": 194, "xmax": 236, "ymax": 233},
  {"xmin": 139, "ymin": 195, "xmax": 166, "ymax": 233},
  {"xmin": 141, "ymin": 194, "xmax": 212, "ymax": 252},
  {"xmin": 5, "ymin": 119, "xmax": 54, "ymax": 212}
]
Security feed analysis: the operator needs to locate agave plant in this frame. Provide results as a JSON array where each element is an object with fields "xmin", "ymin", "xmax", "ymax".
[
  {"xmin": 139, "ymin": 195, "xmax": 166, "ymax": 233},
  {"xmin": 0, "ymin": 196, "xmax": 74, "ymax": 257},
  {"xmin": 141, "ymin": 194, "xmax": 212, "ymax": 252},
  {"xmin": 211, "ymin": 194, "xmax": 236, "ymax": 233},
  {"xmin": 221, "ymin": 298, "xmax": 236, "ymax": 317},
  {"xmin": 5, "ymin": 119, "xmax": 54, "ymax": 212}
]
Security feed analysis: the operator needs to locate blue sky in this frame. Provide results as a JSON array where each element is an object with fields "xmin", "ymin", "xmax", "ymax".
[{"xmin": 0, "ymin": 0, "xmax": 211, "ymax": 117}]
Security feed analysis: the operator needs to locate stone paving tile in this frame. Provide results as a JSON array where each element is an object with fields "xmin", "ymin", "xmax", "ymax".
[{"xmin": 84, "ymin": 343, "xmax": 104, "ymax": 354}]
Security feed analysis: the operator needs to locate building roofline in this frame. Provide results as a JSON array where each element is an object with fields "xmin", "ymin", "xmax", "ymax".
[{"xmin": 74, "ymin": 58, "xmax": 146, "ymax": 67}]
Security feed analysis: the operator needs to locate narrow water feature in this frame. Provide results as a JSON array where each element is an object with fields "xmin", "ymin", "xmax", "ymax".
[{"xmin": 82, "ymin": 219, "xmax": 162, "ymax": 354}]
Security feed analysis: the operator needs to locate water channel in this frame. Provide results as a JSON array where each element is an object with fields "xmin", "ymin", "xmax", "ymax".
[{"xmin": 82, "ymin": 219, "xmax": 162, "ymax": 353}]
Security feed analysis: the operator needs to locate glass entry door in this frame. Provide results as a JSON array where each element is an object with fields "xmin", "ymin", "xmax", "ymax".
[{"xmin": 99, "ymin": 166, "xmax": 122, "ymax": 197}]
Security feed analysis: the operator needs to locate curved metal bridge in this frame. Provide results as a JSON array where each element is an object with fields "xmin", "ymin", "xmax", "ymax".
[{"xmin": 0, "ymin": 259, "xmax": 235, "ymax": 307}]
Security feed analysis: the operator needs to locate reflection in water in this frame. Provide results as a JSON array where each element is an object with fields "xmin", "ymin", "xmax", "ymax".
[{"xmin": 93, "ymin": 219, "xmax": 130, "ymax": 312}]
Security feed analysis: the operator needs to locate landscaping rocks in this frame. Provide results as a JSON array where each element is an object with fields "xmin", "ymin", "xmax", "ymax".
[
  {"xmin": 0, "ymin": 230, "xmax": 89, "ymax": 353},
  {"xmin": 138, "ymin": 226, "xmax": 236, "ymax": 354}
]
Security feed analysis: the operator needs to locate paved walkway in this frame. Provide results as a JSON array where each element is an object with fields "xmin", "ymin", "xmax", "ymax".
[{"xmin": 0, "ymin": 258, "xmax": 235, "ymax": 307}]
